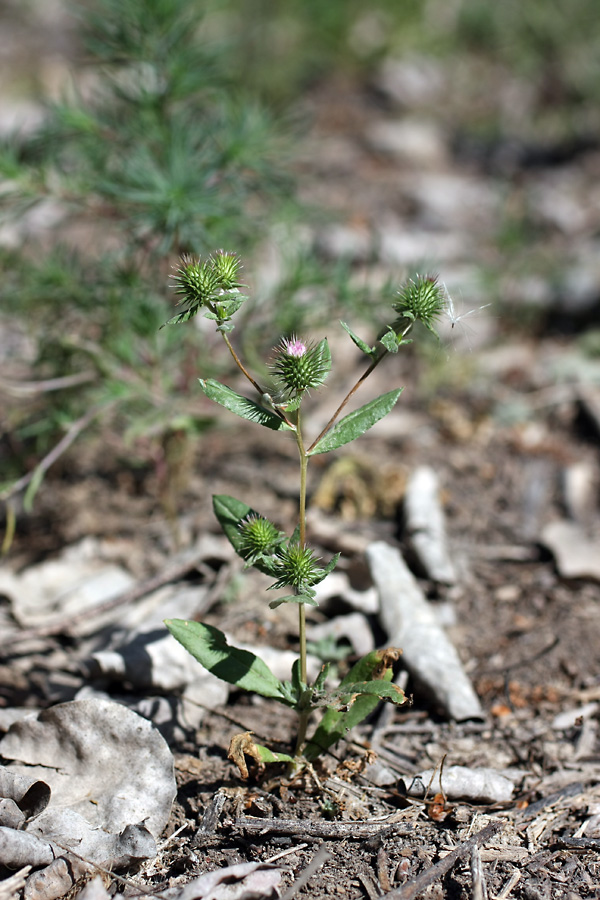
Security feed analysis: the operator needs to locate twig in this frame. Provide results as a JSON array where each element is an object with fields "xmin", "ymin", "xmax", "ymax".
[
  {"xmin": 357, "ymin": 872, "xmax": 380, "ymax": 900},
  {"xmin": 279, "ymin": 846, "xmax": 330, "ymax": 900},
  {"xmin": 0, "ymin": 371, "xmax": 97, "ymax": 397},
  {"xmin": 263, "ymin": 843, "xmax": 308, "ymax": 864},
  {"xmin": 0, "ymin": 402, "xmax": 109, "ymax": 503},
  {"xmin": 50, "ymin": 840, "xmax": 170, "ymax": 899},
  {"xmin": 4, "ymin": 546, "xmax": 215, "ymax": 647},
  {"xmin": 381, "ymin": 821, "xmax": 503, "ymax": 900},
  {"xmin": 377, "ymin": 846, "xmax": 392, "ymax": 893},
  {"xmin": 495, "ymin": 868, "xmax": 521, "ymax": 900},
  {"xmin": 235, "ymin": 815, "xmax": 415, "ymax": 840},
  {"xmin": 470, "ymin": 844, "xmax": 487, "ymax": 900}
]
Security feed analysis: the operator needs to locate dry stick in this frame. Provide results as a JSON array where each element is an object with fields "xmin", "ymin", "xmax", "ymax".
[
  {"xmin": 50, "ymin": 841, "xmax": 170, "ymax": 899},
  {"xmin": 279, "ymin": 846, "xmax": 331, "ymax": 900},
  {"xmin": 470, "ymin": 844, "xmax": 487, "ymax": 900},
  {"xmin": 0, "ymin": 403, "xmax": 109, "ymax": 503},
  {"xmin": 0, "ymin": 371, "xmax": 97, "ymax": 397},
  {"xmin": 496, "ymin": 868, "xmax": 522, "ymax": 900},
  {"xmin": 235, "ymin": 815, "xmax": 416, "ymax": 841},
  {"xmin": 381, "ymin": 821, "xmax": 503, "ymax": 900},
  {"xmin": 6, "ymin": 547, "xmax": 220, "ymax": 646}
]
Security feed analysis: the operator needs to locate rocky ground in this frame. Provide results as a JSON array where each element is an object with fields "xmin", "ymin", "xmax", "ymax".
[{"xmin": 1, "ymin": 6, "xmax": 600, "ymax": 900}]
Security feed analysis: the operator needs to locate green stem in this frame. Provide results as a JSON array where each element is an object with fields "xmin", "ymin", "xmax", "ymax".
[
  {"xmin": 294, "ymin": 407, "xmax": 310, "ymax": 756},
  {"xmin": 220, "ymin": 332, "xmax": 294, "ymax": 428},
  {"xmin": 306, "ymin": 321, "xmax": 414, "ymax": 454},
  {"xmin": 296, "ymin": 408, "xmax": 308, "ymax": 683},
  {"xmin": 221, "ymin": 332, "xmax": 265, "ymax": 396},
  {"xmin": 306, "ymin": 351, "xmax": 386, "ymax": 454}
]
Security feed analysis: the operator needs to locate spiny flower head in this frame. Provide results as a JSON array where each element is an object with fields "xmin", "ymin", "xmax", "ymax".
[
  {"xmin": 164, "ymin": 251, "xmax": 246, "ymax": 327},
  {"xmin": 271, "ymin": 336, "xmax": 331, "ymax": 398},
  {"xmin": 209, "ymin": 250, "xmax": 243, "ymax": 290},
  {"xmin": 392, "ymin": 274, "xmax": 446, "ymax": 335},
  {"xmin": 269, "ymin": 542, "xmax": 326, "ymax": 591},
  {"xmin": 238, "ymin": 514, "xmax": 282, "ymax": 565},
  {"xmin": 172, "ymin": 254, "xmax": 219, "ymax": 307}
]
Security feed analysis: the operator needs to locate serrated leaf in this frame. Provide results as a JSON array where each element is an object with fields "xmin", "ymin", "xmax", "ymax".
[
  {"xmin": 199, "ymin": 379, "xmax": 293, "ymax": 431},
  {"xmin": 309, "ymin": 389, "xmax": 403, "ymax": 456},
  {"xmin": 303, "ymin": 648, "xmax": 404, "ymax": 761},
  {"xmin": 341, "ymin": 321, "xmax": 377, "ymax": 357},
  {"xmin": 162, "ymin": 304, "xmax": 202, "ymax": 326},
  {"xmin": 164, "ymin": 619, "xmax": 293, "ymax": 704}
]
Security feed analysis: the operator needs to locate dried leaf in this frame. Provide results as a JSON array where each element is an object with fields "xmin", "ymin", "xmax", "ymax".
[{"xmin": 227, "ymin": 732, "xmax": 264, "ymax": 780}]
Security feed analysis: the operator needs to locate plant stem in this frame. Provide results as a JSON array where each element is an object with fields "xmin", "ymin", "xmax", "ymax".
[
  {"xmin": 296, "ymin": 408, "xmax": 308, "ymax": 684},
  {"xmin": 307, "ymin": 351, "xmax": 386, "ymax": 454},
  {"xmin": 221, "ymin": 333, "xmax": 265, "ymax": 396},
  {"xmin": 306, "ymin": 321, "xmax": 414, "ymax": 454},
  {"xmin": 294, "ymin": 407, "xmax": 310, "ymax": 756},
  {"xmin": 220, "ymin": 332, "xmax": 295, "ymax": 427}
]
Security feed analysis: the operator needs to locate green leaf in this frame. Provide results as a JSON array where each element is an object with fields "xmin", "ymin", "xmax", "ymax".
[
  {"xmin": 199, "ymin": 379, "xmax": 293, "ymax": 431},
  {"xmin": 313, "ymin": 663, "xmax": 330, "ymax": 694},
  {"xmin": 310, "ymin": 552, "xmax": 340, "ymax": 586},
  {"xmin": 253, "ymin": 743, "xmax": 295, "ymax": 766},
  {"xmin": 212, "ymin": 494, "xmax": 282, "ymax": 575},
  {"xmin": 315, "ymin": 337, "xmax": 332, "ymax": 379},
  {"xmin": 380, "ymin": 330, "xmax": 401, "ymax": 353},
  {"xmin": 213, "ymin": 493, "xmax": 254, "ymax": 548},
  {"xmin": 328, "ymin": 680, "xmax": 406, "ymax": 704},
  {"xmin": 341, "ymin": 321, "xmax": 377, "ymax": 358},
  {"xmin": 303, "ymin": 648, "xmax": 404, "ymax": 762},
  {"xmin": 268, "ymin": 593, "xmax": 319, "ymax": 609},
  {"xmin": 164, "ymin": 619, "xmax": 293, "ymax": 704},
  {"xmin": 308, "ymin": 389, "xmax": 403, "ymax": 456}
]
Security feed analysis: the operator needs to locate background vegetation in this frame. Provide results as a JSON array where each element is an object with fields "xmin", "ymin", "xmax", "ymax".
[{"xmin": 1, "ymin": 0, "xmax": 598, "ymax": 528}]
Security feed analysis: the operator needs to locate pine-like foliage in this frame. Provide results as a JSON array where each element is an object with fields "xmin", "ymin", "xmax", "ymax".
[{"xmin": 0, "ymin": 0, "xmax": 292, "ymax": 506}]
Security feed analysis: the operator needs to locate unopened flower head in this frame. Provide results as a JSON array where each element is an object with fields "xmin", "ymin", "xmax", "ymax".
[
  {"xmin": 270, "ymin": 542, "xmax": 325, "ymax": 591},
  {"xmin": 209, "ymin": 250, "xmax": 243, "ymax": 290},
  {"xmin": 238, "ymin": 514, "xmax": 281, "ymax": 563},
  {"xmin": 392, "ymin": 274, "xmax": 446, "ymax": 335},
  {"xmin": 171, "ymin": 254, "xmax": 219, "ymax": 313},
  {"xmin": 271, "ymin": 336, "xmax": 331, "ymax": 397}
]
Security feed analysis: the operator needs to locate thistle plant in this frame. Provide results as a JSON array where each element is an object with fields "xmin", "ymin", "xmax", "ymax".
[{"xmin": 164, "ymin": 254, "xmax": 447, "ymax": 773}]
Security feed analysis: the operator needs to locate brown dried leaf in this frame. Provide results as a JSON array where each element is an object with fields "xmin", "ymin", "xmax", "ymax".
[{"xmin": 227, "ymin": 732, "xmax": 263, "ymax": 780}]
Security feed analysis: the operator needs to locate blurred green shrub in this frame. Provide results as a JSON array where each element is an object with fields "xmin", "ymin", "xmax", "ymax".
[{"xmin": 0, "ymin": 0, "xmax": 293, "ymax": 518}]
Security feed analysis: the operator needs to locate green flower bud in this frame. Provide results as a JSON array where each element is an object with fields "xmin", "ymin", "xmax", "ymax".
[
  {"xmin": 209, "ymin": 250, "xmax": 243, "ymax": 289},
  {"xmin": 269, "ymin": 542, "xmax": 326, "ymax": 592},
  {"xmin": 392, "ymin": 275, "xmax": 446, "ymax": 335},
  {"xmin": 172, "ymin": 255, "xmax": 219, "ymax": 310},
  {"xmin": 238, "ymin": 514, "xmax": 282, "ymax": 564},
  {"xmin": 165, "ymin": 251, "xmax": 247, "ymax": 327},
  {"xmin": 271, "ymin": 336, "xmax": 331, "ymax": 398}
]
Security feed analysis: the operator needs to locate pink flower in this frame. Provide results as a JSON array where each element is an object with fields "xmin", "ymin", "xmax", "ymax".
[{"xmin": 283, "ymin": 337, "xmax": 307, "ymax": 358}]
